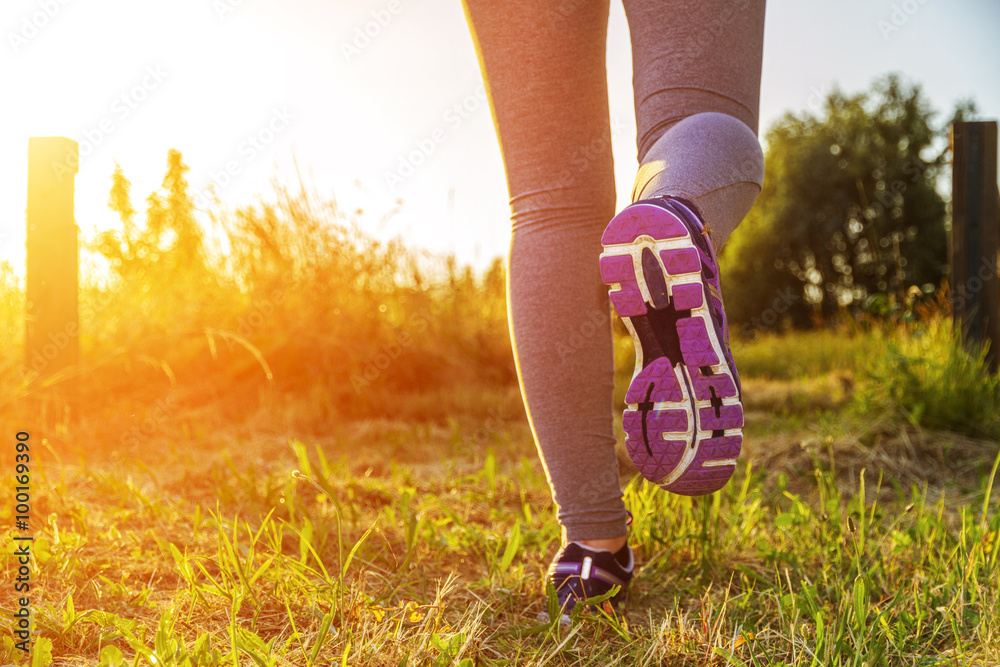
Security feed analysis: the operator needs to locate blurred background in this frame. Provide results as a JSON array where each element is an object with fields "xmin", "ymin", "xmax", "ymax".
[{"xmin": 0, "ymin": 0, "xmax": 998, "ymax": 443}]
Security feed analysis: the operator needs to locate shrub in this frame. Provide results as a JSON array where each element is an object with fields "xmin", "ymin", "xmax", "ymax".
[{"xmin": 854, "ymin": 315, "xmax": 1000, "ymax": 438}]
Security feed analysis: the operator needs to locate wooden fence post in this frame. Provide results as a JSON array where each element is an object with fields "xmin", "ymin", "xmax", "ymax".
[
  {"xmin": 25, "ymin": 136, "xmax": 79, "ymax": 381},
  {"xmin": 950, "ymin": 121, "xmax": 1000, "ymax": 372}
]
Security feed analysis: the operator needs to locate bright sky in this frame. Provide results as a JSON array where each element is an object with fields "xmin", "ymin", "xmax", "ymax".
[{"xmin": 2, "ymin": 0, "xmax": 998, "ymax": 277}]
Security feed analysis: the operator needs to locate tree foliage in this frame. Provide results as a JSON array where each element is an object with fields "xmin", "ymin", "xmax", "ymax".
[{"xmin": 721, "ymin": 74, "xmax": 976, "ymax": 335}]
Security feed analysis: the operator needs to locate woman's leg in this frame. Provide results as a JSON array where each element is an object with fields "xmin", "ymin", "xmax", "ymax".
[
  {"xmin": 596, "ymin": 0, "xmax": 766, "ymax": 496},
  {"xmin": 623, "ymin": 0, "xmax": 767, "ymax": 249},
  {"xmin": 461, "ymin": 0, "xmax": 628, "ymax": 542}
]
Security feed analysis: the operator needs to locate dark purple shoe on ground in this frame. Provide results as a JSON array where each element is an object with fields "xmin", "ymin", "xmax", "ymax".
[
  {"xmin": 542, "ymin": 542, "xmax": 633, "ymax": 622},
  {"xmin": 599, "ymin": 196, "xmax": 743, "ymax": 496}
]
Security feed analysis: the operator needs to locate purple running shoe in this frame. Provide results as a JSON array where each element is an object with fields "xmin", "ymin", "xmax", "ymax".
[
  {"xmin": 541, "ymin": 542, "xmax": 633, "ymax": 623},
  {"xmin": 599, "ymin": 196, "xmax": 743, "ymax": 496}
]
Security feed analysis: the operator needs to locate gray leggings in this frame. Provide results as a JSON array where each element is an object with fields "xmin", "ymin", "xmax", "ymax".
[{"xmin": 462, "ymin": 0, "xmax": 766, "ymax": 540}]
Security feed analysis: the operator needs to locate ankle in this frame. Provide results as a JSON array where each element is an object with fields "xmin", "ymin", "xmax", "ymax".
[{"xmin": 575, "ymin": 535, "xmax": 627, "ymax": 553}]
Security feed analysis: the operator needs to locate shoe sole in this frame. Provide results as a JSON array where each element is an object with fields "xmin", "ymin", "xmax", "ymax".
[{"xmin": 599, "ymin": 202, "xmax": 742, "ymax": 495}]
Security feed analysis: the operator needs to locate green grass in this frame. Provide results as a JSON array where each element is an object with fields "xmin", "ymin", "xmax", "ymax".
[
  {"xmin": 729, "ymin": 328, "xmax": 870, "ymax": 381},
  {"xmin": 3, "ymin": 155, "xmax": 1000, "ymax": 665},
  {"xmin": 855, "ymin": 316, "xmax": 1000, "ymax": 439},
  {"xmin": 2, "ymin": 401, "xmax": 999, "ymax": 665}
]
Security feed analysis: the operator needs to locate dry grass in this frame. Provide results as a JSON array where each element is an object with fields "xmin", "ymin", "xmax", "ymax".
[{"xmin": 3, "ymin": 400, "xmax": 998, "ymax": 665}]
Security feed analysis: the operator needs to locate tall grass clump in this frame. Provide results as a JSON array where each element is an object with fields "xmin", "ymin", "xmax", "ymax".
[
  {"xmin": 0, "ymin": 262, "xmax": 25, "ymax": 390},
  {"xmin": 855, "ymin": 314, "xmax": 1000, "ymax": 438},
  {"xmin": 0, "ymin": 150, "xmax": 515, "ymax": 439}
]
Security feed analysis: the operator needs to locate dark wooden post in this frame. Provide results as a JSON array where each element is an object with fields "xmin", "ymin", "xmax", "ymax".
[
  {"xmin": 25, "ymin": 136, "xmax": 79, "ymax": 380},
  {"xmin": 950, "ymin": 121, "xmax": 1000, "ymax": 371}
]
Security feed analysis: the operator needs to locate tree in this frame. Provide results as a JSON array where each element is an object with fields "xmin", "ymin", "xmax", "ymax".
[{"xmin": 720, "ymin": 74, "xmax": 975, "ymax": 335}]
